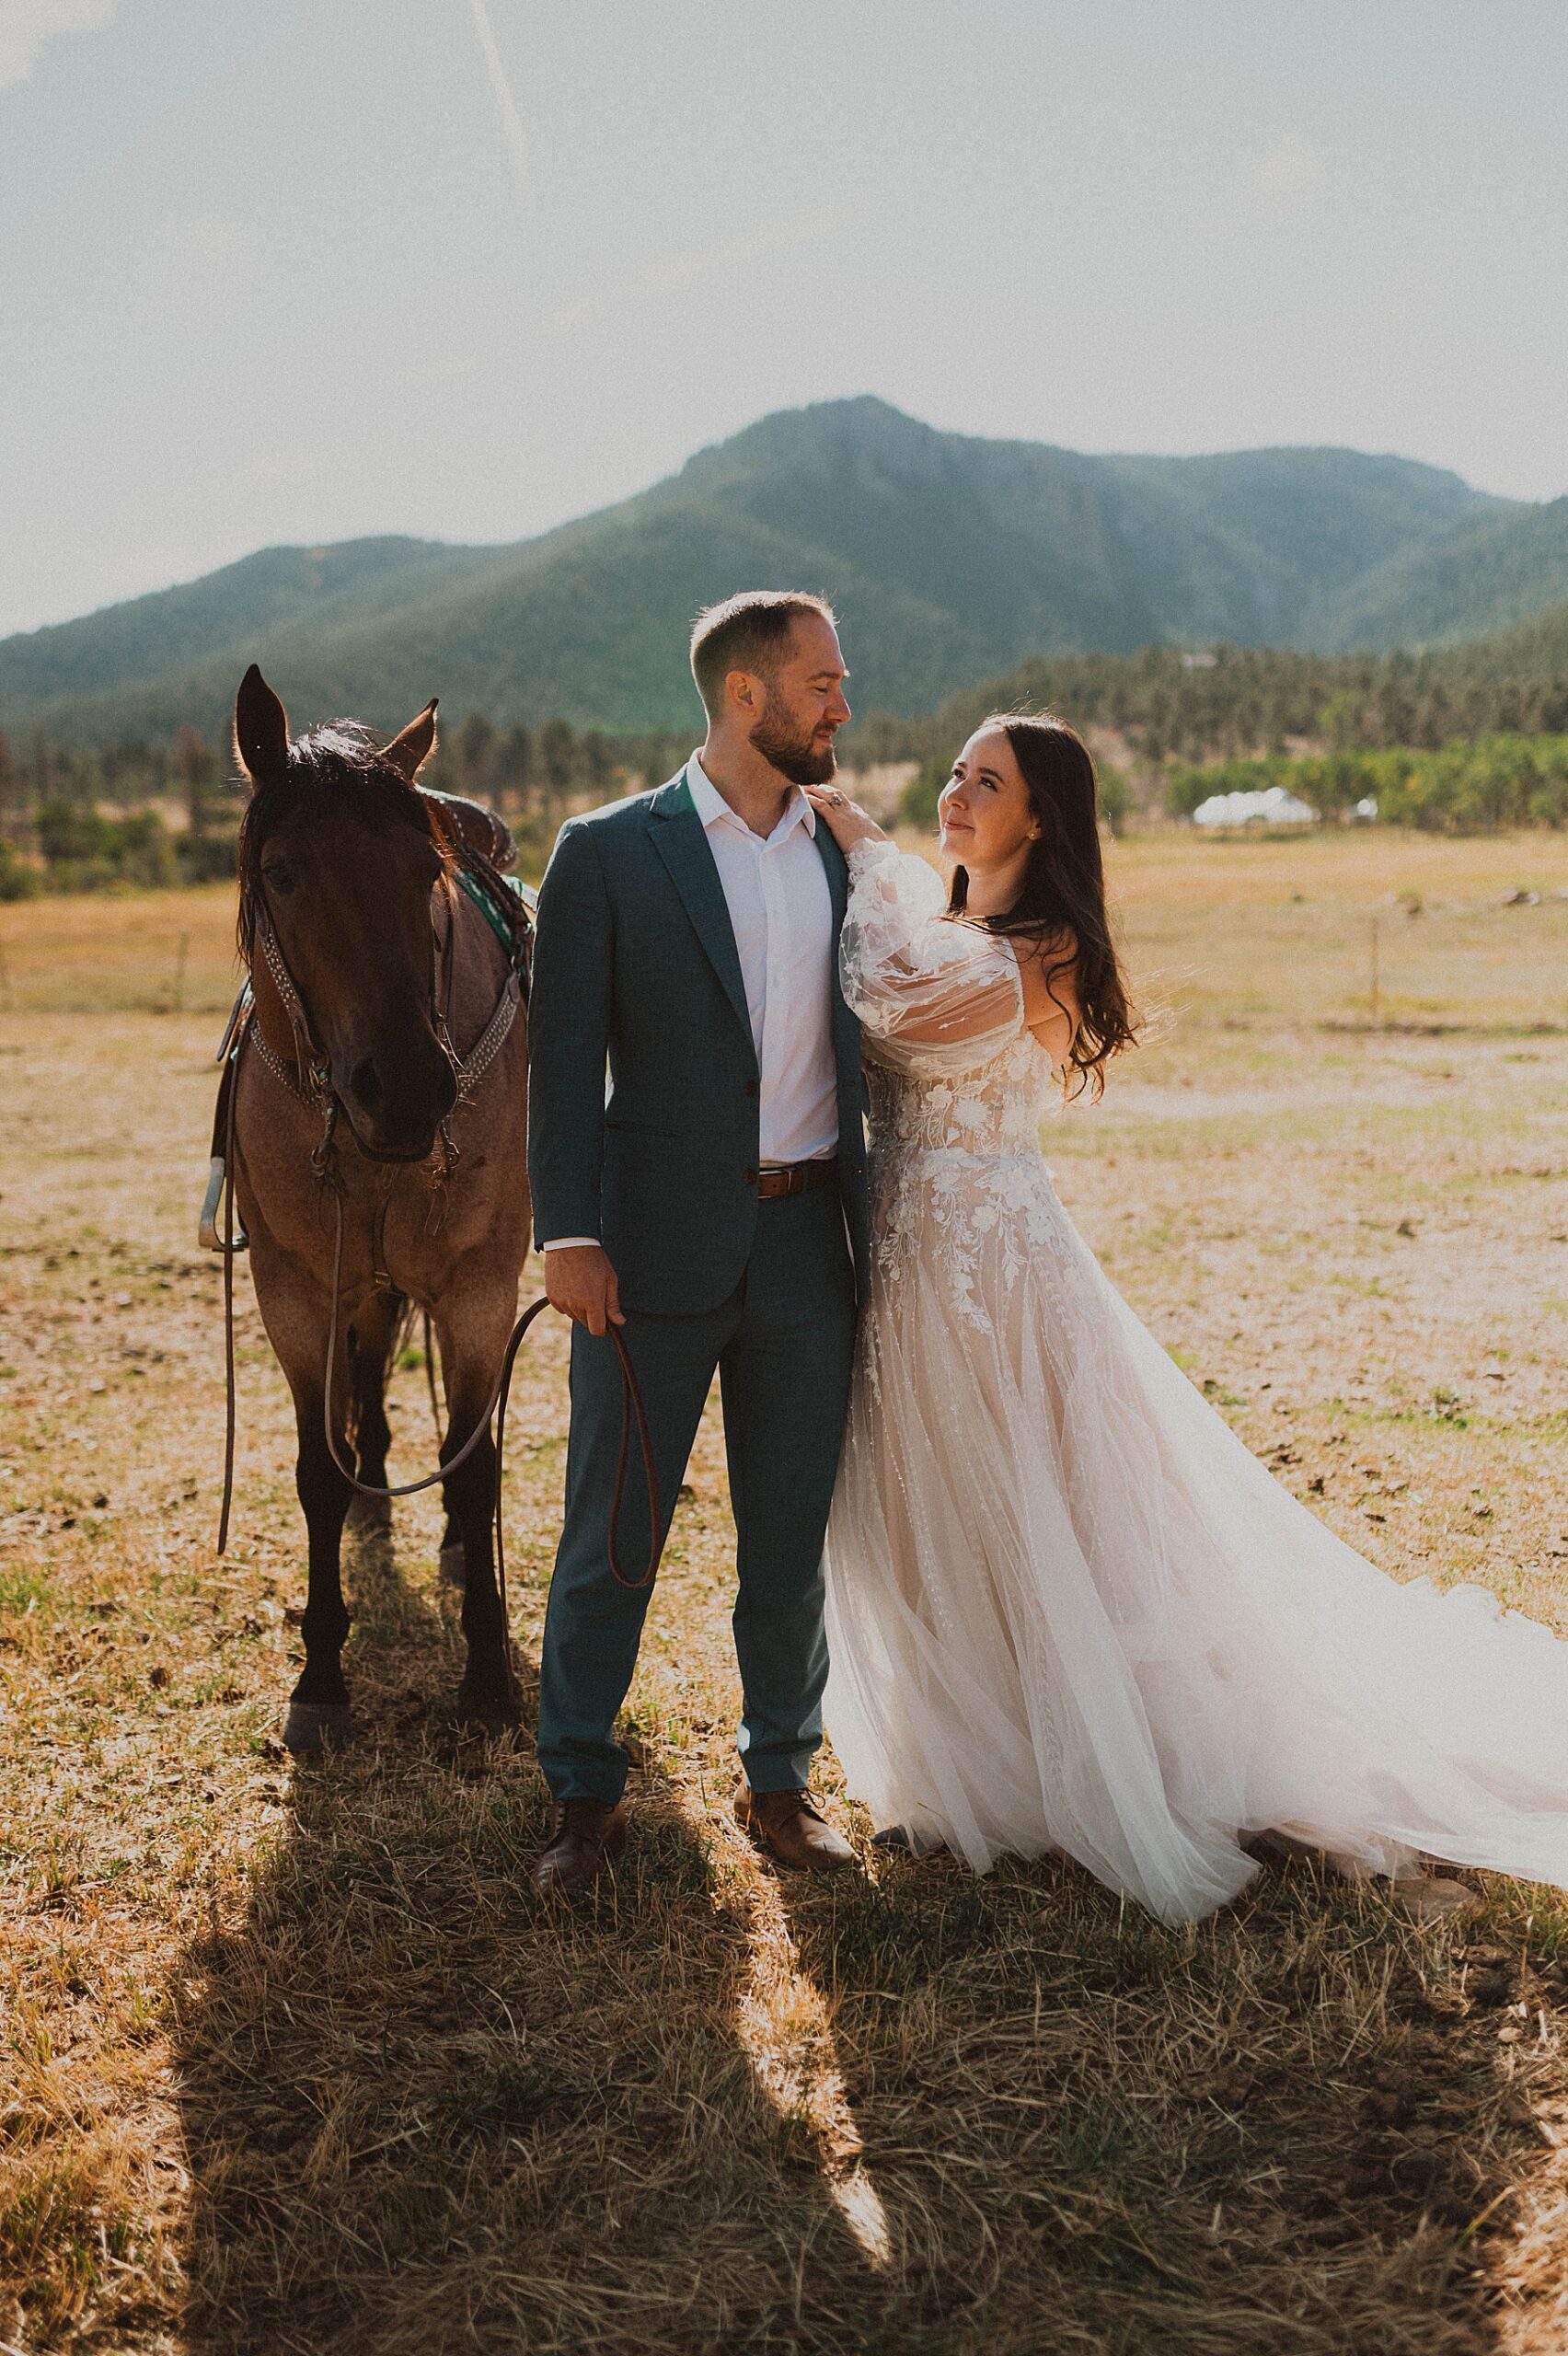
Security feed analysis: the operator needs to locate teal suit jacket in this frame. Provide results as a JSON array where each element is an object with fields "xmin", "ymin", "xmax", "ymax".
[{"xmin": 527, "ymin": 770, "xmax": 870, "ymax": 1317}]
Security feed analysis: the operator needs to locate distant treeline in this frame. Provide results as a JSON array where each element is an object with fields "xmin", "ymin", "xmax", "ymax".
[
  {"xmin": 0, "ymin": 713, "xmax": 667, "ymax": 898},
  {"xmin": 859, "ymin": 629, "xmax": 1568, "ymax": 779},
  {"xmin": 6, "ymin": 619, "xmax": 1568, "ymax": 893},
  {"xmin": 1164, "ymin": 733, "xmax": 1568, "ymax": 833},
  {"xmin": 424, "ymin": 712, "xmax": 699, "ymax": 824},
  {"xmin": 0, "ymin": 722, "xmax": 238, "ymax": 898}
]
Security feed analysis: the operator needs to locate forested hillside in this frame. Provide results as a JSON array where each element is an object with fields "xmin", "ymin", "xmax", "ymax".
[
  {"xmin": 0, "ymin": 541, "xmax": 513, "ymax": 718},
  {"xmin": 1, "ymin": 398, "xmax": 1544, "ymax": 748},
  {"xmin": 7, "ymin": 601, "xmax": 1568, "ymax": 897},
  {"xmin": 1305, "ymin": 499, "xmax": 1568, "ymax": 652},
  {"xmin": 865, "ymin": 602, "xmax": 1568, "ymax": 774}
]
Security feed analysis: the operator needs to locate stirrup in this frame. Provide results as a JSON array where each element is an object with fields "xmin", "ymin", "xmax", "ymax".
[{"xmin": 198, "ymin": 1156, "xmax": 248, "ymax": 1253}]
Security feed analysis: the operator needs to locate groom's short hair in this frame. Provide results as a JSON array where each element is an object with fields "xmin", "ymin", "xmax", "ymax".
[{"xmin": 689, "ymin": 591, "xmax": 837, "ymax": 717}]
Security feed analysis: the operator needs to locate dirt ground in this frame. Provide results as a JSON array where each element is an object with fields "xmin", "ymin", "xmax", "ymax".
[{"xmin": 6, "ymin": 831, "xmax": 1568, "ymax": 2353}]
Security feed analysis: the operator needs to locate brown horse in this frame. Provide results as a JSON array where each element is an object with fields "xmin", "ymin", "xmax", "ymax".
[{"xmin": 226, "ymin": 664, "xmax": 531, "ymax": 1752}]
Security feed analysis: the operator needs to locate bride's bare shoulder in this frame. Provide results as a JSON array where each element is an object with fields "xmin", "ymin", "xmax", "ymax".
[{"xmin": 1011, "ymin": 930, "xmax": 1080, "ymax": 1056}]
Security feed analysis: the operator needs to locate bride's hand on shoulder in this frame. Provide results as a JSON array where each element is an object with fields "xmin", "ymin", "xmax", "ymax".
[{"xmin": 801, "ymin": 782, "xmax": 887, "ymax": 852}]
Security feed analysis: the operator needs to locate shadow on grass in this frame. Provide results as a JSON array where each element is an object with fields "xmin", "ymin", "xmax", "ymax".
[
  {"xmin": 770, "ymin": 1842, "xmax": 1555, "ymax": 2354},
  {"xmin": 169, "ymin": 1525, "xmax": 881, "ymax": 2356},
  {"xmin": 168, "ymin": 1519, "xmax": 1557, "ymax": 2353}
]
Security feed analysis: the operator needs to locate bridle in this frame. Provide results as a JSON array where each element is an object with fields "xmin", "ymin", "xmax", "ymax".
[
  {"xmin": 246, "ymin": 879, "xmax": 524, "ymax": 1184},
  {"xmin": 213, "ymin": 859, "xmax": 665, "ymax": 1675}
]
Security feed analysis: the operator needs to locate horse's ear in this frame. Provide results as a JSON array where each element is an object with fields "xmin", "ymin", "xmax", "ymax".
[
  {"xmin": 383, "ymin": 699, "xmax": 439, "ymax": 783},
  {"xmin": 234, "ymin": 664, "xmax": 290, "ymax": 789}
]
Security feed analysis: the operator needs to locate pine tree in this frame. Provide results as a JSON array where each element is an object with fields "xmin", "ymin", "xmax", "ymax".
[
  {"xmin": 537, "ymin": 720, "xmax": 575, "ymax": 803},
  {"xmin": 456, "ymin": 711, "xmax": 496, "ymax": 797},
  {"xmin": 494, "ymin": 723, "xmax": 533, "ymax": 814}
]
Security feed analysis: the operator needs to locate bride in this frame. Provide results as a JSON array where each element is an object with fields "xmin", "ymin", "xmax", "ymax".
[{"xmin": 803, "ymin": 715, "xmax": 1568, "ymax": 1925}]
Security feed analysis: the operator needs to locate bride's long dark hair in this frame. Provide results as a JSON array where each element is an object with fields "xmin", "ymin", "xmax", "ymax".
[{"xmin": 947, "ymin": 711, "xmax": 1139, "ymax": 1099}]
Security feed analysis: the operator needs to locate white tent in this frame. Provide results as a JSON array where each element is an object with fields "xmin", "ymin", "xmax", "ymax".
[{"xmin": 1192, "ymin": 785, "xmax": 1319, "ymax": 828}]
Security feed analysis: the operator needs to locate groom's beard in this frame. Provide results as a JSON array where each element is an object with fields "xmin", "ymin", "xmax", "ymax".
[{"xmin": 749, "ymin": 692, "xmax": 838, "ymax": 787}]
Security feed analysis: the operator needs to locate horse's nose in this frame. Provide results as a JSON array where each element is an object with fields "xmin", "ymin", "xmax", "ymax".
[{"xmin": 347, "ymin": 1038, "xmax": 456, "ymax": 1155}]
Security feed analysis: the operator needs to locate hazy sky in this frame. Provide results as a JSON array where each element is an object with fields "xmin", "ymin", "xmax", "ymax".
[{"xmin": 2, "ymin": 0, "xmax": 1564, "ymax": 638}]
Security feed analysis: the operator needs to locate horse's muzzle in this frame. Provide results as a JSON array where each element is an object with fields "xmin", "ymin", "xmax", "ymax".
[{"xmin": 342, "ymin": 1033, "xmax": 458, "ymax": 1161}]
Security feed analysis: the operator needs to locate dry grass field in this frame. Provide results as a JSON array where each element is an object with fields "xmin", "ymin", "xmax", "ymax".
[{"xmin": 7, "ymin": 829, "xmax": 1568, "ymax": 2354}]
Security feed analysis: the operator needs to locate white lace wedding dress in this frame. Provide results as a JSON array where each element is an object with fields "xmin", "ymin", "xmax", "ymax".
[{"xmin": 823, "ymin": 839, "xmax": 1568, "ymax": 1923}]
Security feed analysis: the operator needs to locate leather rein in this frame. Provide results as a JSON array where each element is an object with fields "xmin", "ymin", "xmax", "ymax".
[{"xmin": 213, "ymin": 867, "xmax": 665, "ymax": 1652}]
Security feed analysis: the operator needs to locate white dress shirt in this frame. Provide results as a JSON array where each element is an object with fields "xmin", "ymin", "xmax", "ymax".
[{"xmin": 540, "ymin": 752, "xmax": 838, "ymax": 1252}]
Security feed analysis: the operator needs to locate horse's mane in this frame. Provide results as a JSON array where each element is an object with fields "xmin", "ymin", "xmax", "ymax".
[{"xmin": 235, "ymin": 720, "xmax": 453, "ymax": 964}]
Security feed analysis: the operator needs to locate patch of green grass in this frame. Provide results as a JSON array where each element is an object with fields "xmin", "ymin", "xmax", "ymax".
[{"xmin": 0, "ymin": 1565, "xmax": 52, "ymax": 1615}]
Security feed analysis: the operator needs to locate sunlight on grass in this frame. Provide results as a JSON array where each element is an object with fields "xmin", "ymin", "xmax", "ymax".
[
  {"xmin": 8, "ymin": 840, "xmax": 1568, "ymax": 2349},
  {"xmin": 729, "ymin": 1864, "xmax": 894, "ymax": 2273}
]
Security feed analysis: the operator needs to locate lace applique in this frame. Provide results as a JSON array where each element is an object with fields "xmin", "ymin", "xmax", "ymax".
[{"xmin": 840, "ymin": 843, "xmax": 1096, "ymax": 1334}]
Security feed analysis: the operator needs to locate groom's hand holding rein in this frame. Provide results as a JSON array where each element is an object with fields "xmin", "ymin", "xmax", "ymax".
[{"xmin": 544, "ymin": 1242, "xmax": 625, "ymax": 1334}]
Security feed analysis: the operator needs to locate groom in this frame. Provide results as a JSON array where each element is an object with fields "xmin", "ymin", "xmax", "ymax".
[{"xmin": 525, "ymin": 591, "xmax": 870, "ymax": 1892}]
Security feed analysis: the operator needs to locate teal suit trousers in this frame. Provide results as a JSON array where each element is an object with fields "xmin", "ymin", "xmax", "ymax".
[{"xmin": 536, "ymin": 1183, "xmax": 856, "ymax": 1803}]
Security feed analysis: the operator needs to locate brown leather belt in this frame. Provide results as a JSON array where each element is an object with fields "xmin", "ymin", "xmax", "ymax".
[{"xmin": 755, "ymin": 1155, "xmax": 839, "ymax": 1201}]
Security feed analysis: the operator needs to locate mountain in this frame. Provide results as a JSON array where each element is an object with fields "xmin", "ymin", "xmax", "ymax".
[
  {"xmin": 0, "ymin": 538, "xmax": 514, "ymax": 718},
  {"xmin": 1301, "ymin": 497, "xmax": 1568, "ymax": 652},
  {"xmin": 1454, "ymin": 592, "xmax": 1568, "ymax": 674},
  {"xmin": 0, "ymin": 397, "xmax": 1551, "ymax": 745}
]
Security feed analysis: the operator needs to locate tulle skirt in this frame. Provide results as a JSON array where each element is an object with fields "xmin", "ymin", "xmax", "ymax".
[{"xmin": 822, "ymin": 1149, "xmax": 1568, "ymax": 1923}]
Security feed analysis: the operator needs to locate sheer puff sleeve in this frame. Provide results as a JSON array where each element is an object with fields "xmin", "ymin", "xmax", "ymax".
[{"xmin": 839, "ymin": 839, "xmax": 1025, "ymax": 1077}]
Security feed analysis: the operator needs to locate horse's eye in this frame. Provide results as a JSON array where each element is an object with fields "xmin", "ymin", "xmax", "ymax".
[{"xmin": 262, "ymin": 857, "xmax": 296, "ymax": 894}]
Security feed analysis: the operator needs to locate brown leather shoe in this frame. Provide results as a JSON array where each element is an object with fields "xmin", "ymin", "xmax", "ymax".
[
  {"xmin": 534, "ymin": 1796, "xmax": 628, "ymax": 1895},
  {"xmin": 735, "ymin": 1784, "xmax": 857, "ymax": 1874}
]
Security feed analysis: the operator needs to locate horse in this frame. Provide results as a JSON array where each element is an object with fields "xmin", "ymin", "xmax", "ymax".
[{"xmin": 223, "ymin": 664, "xmax": 532, "ymax": 1753}]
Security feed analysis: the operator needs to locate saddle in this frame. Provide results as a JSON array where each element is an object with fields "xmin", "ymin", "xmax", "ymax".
[{"xmin": 419, "ymin": 788, "xmax": 517, "ymax": 873}]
